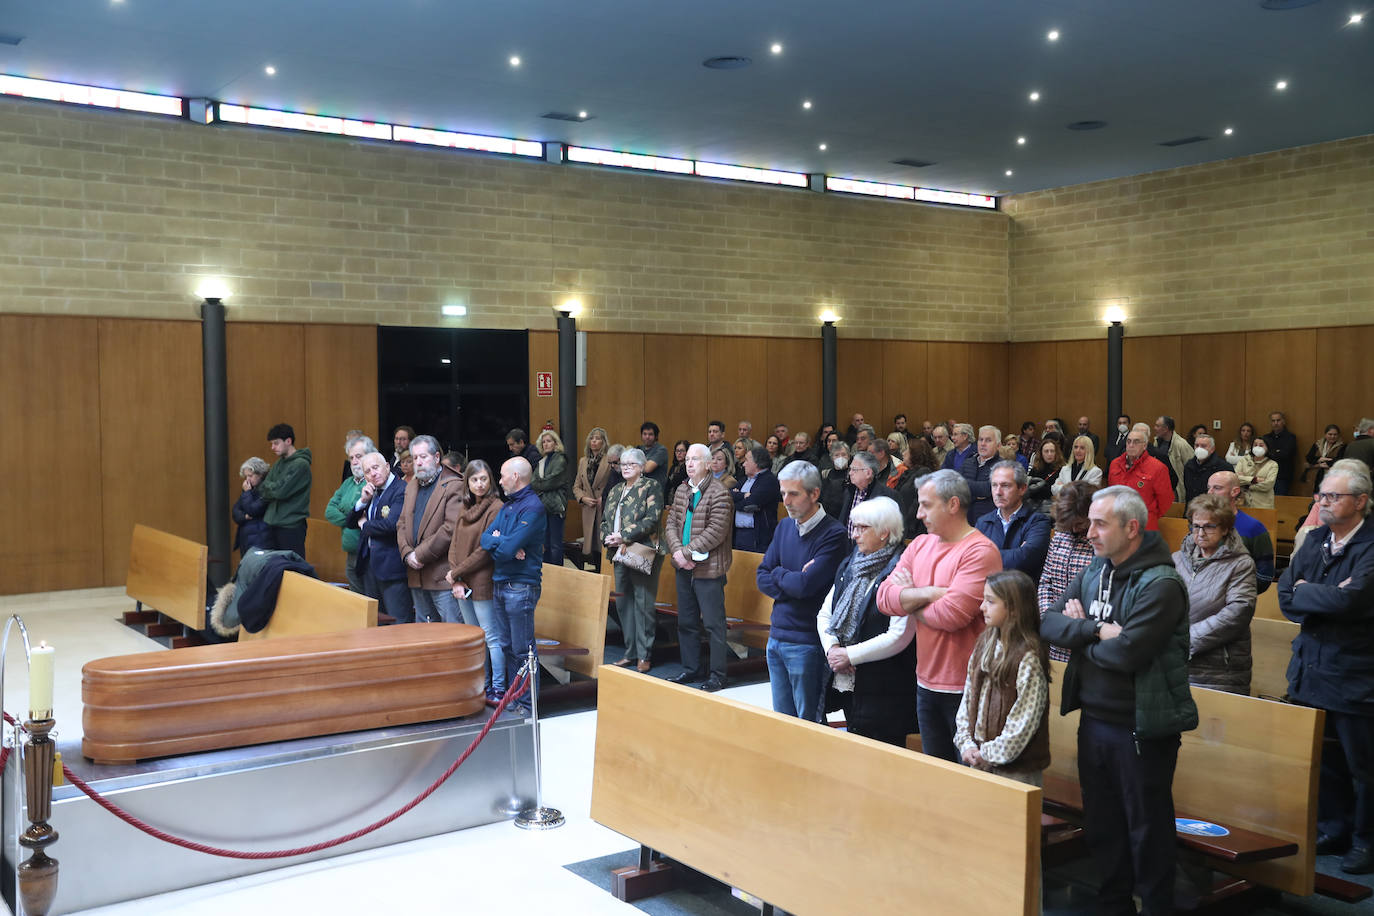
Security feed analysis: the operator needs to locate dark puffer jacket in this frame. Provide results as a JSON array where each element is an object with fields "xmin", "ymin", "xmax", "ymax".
[{"xmin": 1173, "ymin": 530, "xmax": 1257, "ymax": 694}]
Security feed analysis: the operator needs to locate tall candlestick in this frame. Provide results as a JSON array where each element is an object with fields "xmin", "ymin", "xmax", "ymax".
[{"xmin": 29, "ymin": 642, "xmax": 54, "ymax": 720}]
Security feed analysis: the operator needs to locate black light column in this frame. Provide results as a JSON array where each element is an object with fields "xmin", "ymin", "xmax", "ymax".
[
  {"xmin": 202, "ymin": 295, "xmax": 231, "ymax": 590},
  {"xmin": 556, "ymin": 310, "xmax": 577, "ymax": 457},
  {"xmin": 1106, "ymin": 319, "xmax": 1124, "ymax": 441},
  {"xmin": 821, "ymin": 319, "xmax": 838, "ymax": 429}
]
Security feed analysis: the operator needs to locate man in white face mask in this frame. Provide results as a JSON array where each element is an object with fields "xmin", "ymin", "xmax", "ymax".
[
  {"xmin": 1182, "ymin": 433, "xmax": 1231, "ymax": 504},
  {"xmin": 1106, "ymin": 414, "xmax": 1132, "ymax": 464}
]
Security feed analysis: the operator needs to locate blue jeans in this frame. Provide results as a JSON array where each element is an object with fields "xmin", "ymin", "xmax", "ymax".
[
  {"xmin": 411, "ymin": 587, "xmax": 461, "ymax": 624},
  {"xmin": 544, "ymin": 514, "xmax": 565, "ymax": 566},
  {"xmin": 766, "ymin": 637, "xmax": 829, "ymax": 722},
  {"xmin": 457, "ymin": 596, "xmax": 504, "ymax": 695},
  {"xmin": 493, "ymin": 580, "xmax": 540, "ymax": 710}
]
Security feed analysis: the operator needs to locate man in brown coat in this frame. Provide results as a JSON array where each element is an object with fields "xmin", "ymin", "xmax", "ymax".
[
  {"xmin": 664, "ymin": 443, "xmax": 735, "ymax": 691},
  {"xmin": 398, "ymin": 435, "xmax": 465, "ymax": 623}
]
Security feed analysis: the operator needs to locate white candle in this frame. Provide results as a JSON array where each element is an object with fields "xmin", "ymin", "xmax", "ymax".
[{"xmin": 29, "ymin": 642, "xmax": 54, "ymax": 720}]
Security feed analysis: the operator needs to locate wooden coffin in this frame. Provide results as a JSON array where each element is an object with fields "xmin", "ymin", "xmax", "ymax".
[{"xmin": 82, "ymin": 624, "xmax": 487, "ymax": 764}]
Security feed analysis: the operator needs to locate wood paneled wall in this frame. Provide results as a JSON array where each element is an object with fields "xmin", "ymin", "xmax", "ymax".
[{"xmin": 1007, "ymin": 327, "xmax": 1373, "ymax": 493}]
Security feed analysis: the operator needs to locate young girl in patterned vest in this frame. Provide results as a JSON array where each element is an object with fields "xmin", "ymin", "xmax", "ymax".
[{"xmin": 954, "ymin": 569, "xmax": 1052, "ymax": 787}]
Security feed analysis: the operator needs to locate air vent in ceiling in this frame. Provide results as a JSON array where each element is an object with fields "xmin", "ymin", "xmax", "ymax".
[
  {"xmin": 1260, "ymin": 0, "xmax": 1319, "ymax": 9},
  {"xmin": 1159, "ymin": 135, "xmax": 1209, "ymax": 147},
  {"xmin": 0, "ymin": 33, "xmax": 24, "ymax": 46},
  {"xmin": 1066, "ymin": 120, "xmax": 1108, "ymax": 131},
  {"xmin": 542, "ymin": 111, "xmax": 591, "ymax": 122},
  {"xmin": 891, "ymin": 158, "xmax": 936, "ymax": 168},
  {"xmin": 702, "ymin": 56, "xmax": 752, "ymax": 70}
]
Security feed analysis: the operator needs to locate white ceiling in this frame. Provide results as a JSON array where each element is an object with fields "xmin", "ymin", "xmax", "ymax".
[{"xmin": 1, "ymin": 0, "xmax": 1370, "ymax": 194}]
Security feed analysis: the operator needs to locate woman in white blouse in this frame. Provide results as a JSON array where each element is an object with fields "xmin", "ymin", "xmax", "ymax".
[{"xmin": 1051, "ymin": 435, "xmax": 1103, "ymax": 497}]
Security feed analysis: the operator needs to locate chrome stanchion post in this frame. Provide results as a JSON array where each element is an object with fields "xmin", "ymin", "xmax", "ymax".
[{"xmin": 514, "ymin": 646, "xmax": 564, "ymax": 830}]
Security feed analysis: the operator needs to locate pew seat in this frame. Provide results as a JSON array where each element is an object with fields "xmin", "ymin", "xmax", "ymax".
[
  {"xmin": 125, "ymin": 523, "xmax": 207, "ymax": 631},
  {"xmin": 82, "ymin": 624, "xmax": 487, "ymax": 764}
]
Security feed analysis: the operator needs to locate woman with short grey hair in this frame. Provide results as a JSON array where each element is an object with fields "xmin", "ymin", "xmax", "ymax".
[
  {"xmin": 232, "ymin": 457, "xmax": 272, "ymax": 557},
  {"xmin": 603, "ymin": 447, "xmax": 666, "ymax": 672},
  {"xmin": 816, "ymin": 497, "xmax": 916, "ymax": 745}
]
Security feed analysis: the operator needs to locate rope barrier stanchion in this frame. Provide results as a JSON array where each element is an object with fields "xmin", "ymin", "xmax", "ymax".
[
  {"xmin": 10, "ymin": 675, "xmax": 531, "ymax": 861},
  {"xmin": 514, "ymin": 646, "xmax": 564, "ymax": 830}
]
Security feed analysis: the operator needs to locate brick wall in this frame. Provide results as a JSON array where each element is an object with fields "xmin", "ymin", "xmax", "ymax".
[
  {"xmin": 0, "ymin": 98, "xmax": 1010, "ymax": 340},
  {"xmin": 1003, "ymin": 135, "xmax": 1374, "ymax": 341}
]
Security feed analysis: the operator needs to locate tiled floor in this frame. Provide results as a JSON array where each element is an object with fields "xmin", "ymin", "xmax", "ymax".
[{"xmin": 0, "ymin": 587, "xmax": 776, "ymax": 916}]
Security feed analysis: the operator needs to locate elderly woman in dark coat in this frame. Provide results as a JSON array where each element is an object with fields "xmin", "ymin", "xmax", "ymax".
[
  {"xmin": 816, "ymin": 496, "xmax": 915, "ymax": 745},
  {"xmin": 233, "ymin": 456, "xmax": 272, "ymax": 557},
  {"xmin": 1173, "ymin": 494, "xmax": 1257, "ymax": 694}
]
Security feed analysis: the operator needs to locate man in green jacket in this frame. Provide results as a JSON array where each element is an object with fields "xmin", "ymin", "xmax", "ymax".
[
  {"xmin": 1040, "ymin": 485, "xmax": 1197, "ymax": 916},
  {"xmin": 326, "ymin": 434, "xmax": 373, "ymax": 592},
  {"xmin": 260, "ymin": 423, "xmax": 313, "ymax": 558}
]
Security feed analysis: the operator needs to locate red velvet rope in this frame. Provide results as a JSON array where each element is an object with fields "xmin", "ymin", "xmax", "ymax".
[{"xmin": 3, "ymin": 674, "xmax": 530, "ymax": 859}]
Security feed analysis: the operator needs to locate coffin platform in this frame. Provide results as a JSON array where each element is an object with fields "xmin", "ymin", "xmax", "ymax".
[{"xmin": 82, "ymin": 623, "xmax": 488, "ymax": 763}]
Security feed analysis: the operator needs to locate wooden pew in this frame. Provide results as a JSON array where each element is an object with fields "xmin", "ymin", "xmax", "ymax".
[
  {"xmin": 533, "ymin": 563, "xmax": 611, "ymax": 680},
  {"xmin": 1159, "ymin": 517, "xmax": 1189, "ymax": 553},
  {"xmin": 1251, "ymin": 617, "xmax": 1297, "ymax": 701},
  {"xmin": 1274, "ymin": 495, "xmax": 1312, "ymax": 559},
  {"xmin": 1255, "ymin": 585, "xmax": 1284, "ymax": 621},
  {"xmin": 592, "ymin": 666, "xmax": 1041, "ymax": 915},
  {"xmin": 238, "ymin": 571, "xmax": 377, "ymax": 641},
  {"xmin": 1043, "ymin": 660, "xmax": 1320, "ymax": 897},
  {"xmin": 125, "ymin": 524, "xmax": 207, "ymax": 631},
  {"xmin": 722, "ymin": 548, "xmax": 773, "ymax": 651}
]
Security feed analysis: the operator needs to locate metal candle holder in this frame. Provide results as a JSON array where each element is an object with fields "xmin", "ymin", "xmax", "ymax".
[{"xmin": 2, "ymin": 615, "xmax": 60, "ymax": 916}]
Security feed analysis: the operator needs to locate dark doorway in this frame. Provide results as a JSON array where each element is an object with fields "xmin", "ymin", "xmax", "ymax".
[{"xmin": 377, "ymin": 327, "xmax": 528, "ymax": 472}]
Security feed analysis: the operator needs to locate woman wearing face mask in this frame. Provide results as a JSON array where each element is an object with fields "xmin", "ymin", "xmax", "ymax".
[
  {"xmin": 1234, "ymin": 439, "xmax": 1278, "ymax": 508},
  {"xmin": 821, "ymin": 441, "xmax": 852, "ymax": 518},
  {"xmin": 446, "ymin": 460, "xmax": 505, "ymax": 701}
]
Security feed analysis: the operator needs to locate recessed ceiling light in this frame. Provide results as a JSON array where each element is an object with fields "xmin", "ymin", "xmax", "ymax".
[
  {"xmin": 1005, "ymin": 170, "xmax": 1013, "ymax": 176},
  {"xmin": 509, "ymin": 55, "xmax": 521, "ymax": 67},
  {"xmin": 1351, "ymin": 13, "xmax": 1365, "ymax": 23},
  {"xmin": 1029, "ymin": 91, "xmax": 1040, "ymax": 101},
  {"xmin": 802, "ymin": 99, "xmax": 812, "ymax": 110},
  {"xmin": 440, "ymin": 358, "xmax": 452, "ymax": 365},
  {"xmin": 1047, "ymin": 29, "xmax": 1060, "ymax": 41},
  {"xmin": 1016, "ymin": 136, "xmax": 1027, "ymax": 145},
  {"xmin": 1224, "ymin": 126, "xmax": 1234, "ymax": 135},
  {"xmin": 1275, "ymin": 79, "xmax": 1288, "ymax": 90},
  {"xmin": 578, "ymin": 110, "xmax": 588, "ymax": 119},
  {"xmin": 264, "ymin": 65, "xmax": 276, "ymax": 76},
  {"xmin": 770, "ymin": 42, "xmax": 783, "ymax": 54},
  {"xmin": 818, "ymin": 143, "xmax": 827, "ymax": 151}
]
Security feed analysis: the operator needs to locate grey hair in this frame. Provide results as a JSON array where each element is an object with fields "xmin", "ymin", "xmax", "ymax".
[
  {"xmin": 619, "ymin": 447, "xmax": 647, "ymax": 467},
  {"xmin": 410, "ymin": 434, "xmax": 441, "ymax": 457},
  {"xmin": 850, "ymin": 449, "xmax": 881, "ymax": 473},
  {"xmin": 850, "ymin": 496, "xmax": 904, "ymax": 546},
  {"xmin": 1358, "ymin": 418, "xmax": 1374, "ymax": 435},
  {"xmin": 829, "ymin": 440, "xmax": 851, "ymax": 457},
  {"xmin": 1195, "ymin": 433, "xmax": 1214, "ymax": 449},
  {"xmin": 686, "ymin": 443, "xmax": 711, "ymax": 461},
  {"xmin": 979, "ymin": 424, "xmax": 1003, "ymax": 443},
  {"xmin": 345, "ymin": 434, "xmax": 376, "ymax": 454},
  {"xmin": 921, "ymin": 468, "xmax": 971, "ymax": 508},
  {"xmin": 342, "ymin": 429, "xmax": 366, "ymax": 448},
  {"xmin": 857, "ymin": 423, "xmax": 877, "ymax": 439},
  {"xmin": 239, "ymin": 456, "xmax": 269, "ymax": 478},
  {"xmin": 1331, "ymin": 457, "xmax": 1370, "ymax": 477},
  {"xmin": 778, "ymin": 460, "xmax": 821, "ymax": 491},
  {"xmin": 1093, "ymin": 485, "xmax": 1149, "ymax": 530},
  {"xmin": 607, "ymin": 443, "xmax": 625, "ymax": 461},
  {"xmin": 991, "ymin": 459, "xmax": 1028, "ymax": 486},
  {"xmin": 1325, "ymin": 466, "xmax": 1373, "ymax": 517},
  {"xmin": 954, "ymin": 423, "xmax": 975, "ymax": 440}
]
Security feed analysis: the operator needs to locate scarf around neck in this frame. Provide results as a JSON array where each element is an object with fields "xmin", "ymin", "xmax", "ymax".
[{"xmin": 827, "ymin": 543, "xmax": 901, "ymax": 645}]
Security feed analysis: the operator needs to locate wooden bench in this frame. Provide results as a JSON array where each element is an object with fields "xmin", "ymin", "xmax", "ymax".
[
  {"xmin": 303, "ymin": 516, "xmax": 349, "ymax": 583},
  {"xmin": 722, "ymin": 548, "xmax": 773, "ymax": 651},
  {"xmin": 1274, "ymin": 495, "xmax": 1312, "ymax": 559},
  {"xmin": 592, "ymin": 666, "xmax": 1041, "ymax": 914},
  {"xmin": 125, "ymin": 523, "xmax": 207, "ymax": 637},
  {"xmin": 1251, "ymin": 616, "xmax": 1297, "ymax": 701},
  {"xmin": 1043, "ymin": 660, "xmax": 1321, "ymax": 898},
  {"xmin": 533, "ymin": 563, "xmax": 611, "ymax": 683},
  {"xmin": 82, "ymin": 624, "xmax": 486, "ymax": 764},
  {"xmin": 238, "ymin": 571, "xmax": 377, "ymax": 641}
]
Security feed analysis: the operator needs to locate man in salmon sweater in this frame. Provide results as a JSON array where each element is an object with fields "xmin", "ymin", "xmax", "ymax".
[{"xmin": 877, "ymin": 469, "xmax": 1003, "ymax": 762}]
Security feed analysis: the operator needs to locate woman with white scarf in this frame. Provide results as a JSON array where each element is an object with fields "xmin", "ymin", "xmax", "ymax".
[{"xmin": 816, "ymin": 497, "xmax": 916, "ymax": 746}]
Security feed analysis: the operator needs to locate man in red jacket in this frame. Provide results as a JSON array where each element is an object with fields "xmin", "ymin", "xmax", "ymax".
[{"xmin": 1108, "ymin": 423, "xmax": 1174, "ymax": 529}]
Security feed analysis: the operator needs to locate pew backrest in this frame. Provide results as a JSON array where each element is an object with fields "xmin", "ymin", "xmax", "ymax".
[
  {"xmin": 534, "ymin": 563, "xmax": 611, "ymax": 678},
  {"xmin": 303, "ymin": 517, "xmax": 348, "ymax": 584},
  {"xmin": 1250, "ymin": 616, "xmax": 1297, "ymax": 700},
  {"xmin": 238, "ymin": 571, "xmax": 377, "ymax": 642},
  {"xmin": 1274, "ymin": 496, "xmax": 1312, "ymax": 557},
  {"xmin": 592, "ymin": 666, "xmax": 1041, "ymax": 915},
  {"xmin": 723, "ymin": 548, "xmax": 773, "ymax": 647},
  {"xmin": 126, "ymin": 524, "xmax": 207, "ymax": 630}
]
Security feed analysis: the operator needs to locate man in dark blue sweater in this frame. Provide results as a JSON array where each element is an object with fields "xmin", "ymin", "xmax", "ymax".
[
  {"xmin": 757, "ymin": 461, "xmax": 849, "ymax": 722},
  {"xmin": 975, "ymin": 461, "xmax": 1052, "ymax": 582},
  {"xmin": 481, "ymin": 457, "xmax": 547, "ymax": 713}
]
